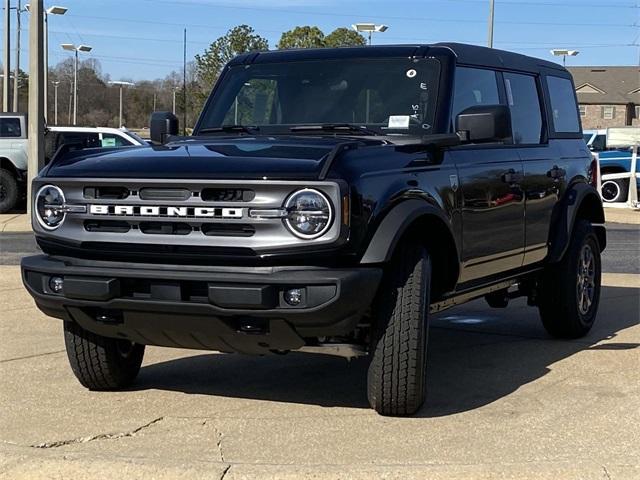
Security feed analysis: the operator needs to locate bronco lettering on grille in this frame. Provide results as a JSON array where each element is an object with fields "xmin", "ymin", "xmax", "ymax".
[{"xmin": 89, "ymin": 205, "xmax": 244, "ymax": 218}]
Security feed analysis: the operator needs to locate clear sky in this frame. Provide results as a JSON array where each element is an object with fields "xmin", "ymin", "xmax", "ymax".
[{"xmin": 4, "ymin": 0, "xmax": 640, "ymax": 81}]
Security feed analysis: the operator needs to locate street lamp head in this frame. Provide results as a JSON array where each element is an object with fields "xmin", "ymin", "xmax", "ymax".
[
  {"xmin": 550, "ymin": 49, "xmax": 579, "ymax": 57},
  {"xmin": 352, "ymin": 23, "xmax": 388, "ymax": 33},
  {"xmin": 78, "ymin": 45, "xmax": 93, "ymax": 52},
  {"xmin": 61, "ymin": 43, "xmax": 76, "ymax": 51},
  {"xmin": 47, "ymin": 6, "xmax": 68, "ymax": 15},
  {"xmin": 26, "ymin": 4, "xmax": 68, "ymax": 14},
  {"xmin": 109, "ymin": 81, "xmax": 135, "ymax": 87}
]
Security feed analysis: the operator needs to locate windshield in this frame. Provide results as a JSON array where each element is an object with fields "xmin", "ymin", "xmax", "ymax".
[
  {"xmin": 198, "ymin": 57, "xmax": 441, "ymax": 136},
  {"xmin": 583, "ymin": 133, "xmax": 593, "ymax": 144}
]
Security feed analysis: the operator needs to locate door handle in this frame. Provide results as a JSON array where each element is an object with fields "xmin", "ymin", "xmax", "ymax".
[
  {"xmin": 547, "ymin": 165, "xmax": 566, "ymax": 180},
  {"xmin": 501, "ymin": 169, "xmax": 523, "ymax": 184}
]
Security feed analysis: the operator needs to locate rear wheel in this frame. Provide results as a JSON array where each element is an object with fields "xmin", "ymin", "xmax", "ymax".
[
  {"xmin": 0, "ymin": 168, "xmax": 18, "ymax": 214},
  {"xmin": 64, "ymin": 321, "xmax": 145, "ymax": 390},
  {"xmin": 367, "ymin": 239, "xmax": 431, "ymax": 416},
  {"xmin": 538, "ymin": 220, "xmax": 601, "ymax": 338}
]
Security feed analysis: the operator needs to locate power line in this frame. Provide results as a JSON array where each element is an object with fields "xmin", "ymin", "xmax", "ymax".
[
  {"xmin": 442, "ymin": 0, "xmax": 638, "ymax": 8},
  {"xmin": 66, "ymin": 5, "xmax": 637, "ymax": 29}
]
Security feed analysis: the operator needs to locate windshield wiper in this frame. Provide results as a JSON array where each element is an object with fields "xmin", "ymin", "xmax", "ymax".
[
  {"xmin": 290, "ymin": 123, "xmax": 379, "ymax": 136},
  {"xmin": 199, "ymin": 125, "xmax": 260, "ymax": 135}
]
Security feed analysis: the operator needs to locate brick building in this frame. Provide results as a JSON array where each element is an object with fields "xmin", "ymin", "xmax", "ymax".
[{"xmin": 567, "ymin": 66, "xmax": 639, "ymax": 130}]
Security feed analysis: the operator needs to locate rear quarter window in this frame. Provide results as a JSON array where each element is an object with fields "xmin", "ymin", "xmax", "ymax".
[{"xmin": 546, "ymin": 76, "xmax": 580, "ymax": 134}]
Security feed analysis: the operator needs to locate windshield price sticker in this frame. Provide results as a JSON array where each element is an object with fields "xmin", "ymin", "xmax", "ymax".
[{"xmin": 388, "ymin": 115, "xmax": 411, "ymax": 129}]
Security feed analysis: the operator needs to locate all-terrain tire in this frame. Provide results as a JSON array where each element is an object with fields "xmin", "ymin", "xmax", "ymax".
[
  {"xmin": 64, "ymin": 321, "xmax": 145, "ymax": 390},
  {"xmin": 0, "ymin": 168, "xmax": 18, "ymax": 214},
  {"xmin": 367, "ymin": 239, "xmax": 431, "ymax": 416},
  {"xmin": 538, "ymin": 220, "xmax": 601, "ymax": 339}
]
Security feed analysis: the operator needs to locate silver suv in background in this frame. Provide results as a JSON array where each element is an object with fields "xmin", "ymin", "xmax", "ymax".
[{"xmin": 0, "ymin": 113, "xmax": 28, "ymax": 213}]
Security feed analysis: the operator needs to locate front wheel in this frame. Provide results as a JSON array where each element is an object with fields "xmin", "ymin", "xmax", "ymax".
[
  {"xmin": 538, "ymin": 220, "xmax": 602, "ymax": 338},
  {"xmin": 64, "ymin": 321, "xmax": 145, "ymax": 390},
  {"xmin": 367, "ymin": 239, "xmax": 431, "ymax": 416}
]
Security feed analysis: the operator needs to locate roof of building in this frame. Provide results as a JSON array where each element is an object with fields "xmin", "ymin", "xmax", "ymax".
[{"xmin": 568, "ymin": 66, "xmax": 640, "ymax": 105}]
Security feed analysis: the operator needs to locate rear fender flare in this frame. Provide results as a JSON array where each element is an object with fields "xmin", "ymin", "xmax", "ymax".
[{"xmin": 547, "ymin": 182, "xmax": 606, "ymax": 263}]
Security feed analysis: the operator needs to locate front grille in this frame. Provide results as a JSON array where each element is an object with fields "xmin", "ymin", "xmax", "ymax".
[
  {"xmin": 84, "ymin": 220, "xmax": 131, "ymax": 233},
  {"xmin": 34, "ymin": 178, "xmax": 343, "ymax": 256},
  {"xmin": 84, "ymin": 186, "xmax": 130, "ymax": 200},
  {"xmin": 201, "ymin": 188, "xmax": 255, "ymax": 202}
]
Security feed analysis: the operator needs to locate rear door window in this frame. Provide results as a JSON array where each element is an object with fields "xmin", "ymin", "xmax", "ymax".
[
  {"xmin": 503, "ymin": 73, "xmax": 543, "ymax": 144},
  {"xmin": 546, "ymin": 76, "xmax": 580, "ymax": 133}
]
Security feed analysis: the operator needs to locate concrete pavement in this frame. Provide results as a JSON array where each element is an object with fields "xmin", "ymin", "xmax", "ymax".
[{"xmin": 1, "ymin": 259, "xmax": 639, "ymax": 478}]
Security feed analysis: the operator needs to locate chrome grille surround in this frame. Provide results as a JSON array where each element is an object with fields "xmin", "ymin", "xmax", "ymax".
[{"xmin": 32, "ymin": 178, "xmax": 344, "ymax": 251}]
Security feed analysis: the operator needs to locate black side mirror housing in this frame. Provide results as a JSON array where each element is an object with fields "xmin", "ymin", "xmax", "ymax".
[
  {"xmin": 150, "ymin": 111, "xmax": 179, "ymax": 145},
  {"xmin": 456, "ymin": 105, "xmax": 512, "ymax": 144}
]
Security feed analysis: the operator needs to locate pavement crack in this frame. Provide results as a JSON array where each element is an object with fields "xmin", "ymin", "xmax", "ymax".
[
  {"xmin": 31, "ymin": 417, "xmax": 165, "ymax": 449},
  {"xmin": 0, "ymin": 350, "xmax": 66, "ymax": 364},
  {"xmin": 220, "ymin": 464, "xmax": 231, "ymax": 480},
  {"xmin": 214, "ymin": 425, "xmax": 225, "ymax": 462},
  {"xmin": 602, "ymin": 465, "xmax": 612, "ymax": 480}
]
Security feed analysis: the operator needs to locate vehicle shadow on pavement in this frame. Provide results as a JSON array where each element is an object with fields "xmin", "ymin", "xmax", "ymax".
[{"xmin": 134, "ymin": 286, "xmax": 639, "ymax": 414}]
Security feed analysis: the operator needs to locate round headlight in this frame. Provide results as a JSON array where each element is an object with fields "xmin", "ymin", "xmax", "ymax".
[
  {"xmin": 284, "ymin": 188, "xmax": 333, "ymax": 239},
  {"xmin": 36, "ymin": 185, "xmax": 66, "ymax": 230}
]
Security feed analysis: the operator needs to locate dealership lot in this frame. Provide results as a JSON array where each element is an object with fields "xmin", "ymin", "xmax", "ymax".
[{"xmin": 1, "ymin": 225, "xmax": 639, "ymax": 479}]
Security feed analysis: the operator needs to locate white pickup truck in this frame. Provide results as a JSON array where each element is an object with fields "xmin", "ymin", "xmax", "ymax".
[
  {"xmin": 0, "ymin": 113, "xmax": 148, "ymax": 213},
  {"xmin": 0, "ymin": 113, "xmax": 28, "ymax": 213}
]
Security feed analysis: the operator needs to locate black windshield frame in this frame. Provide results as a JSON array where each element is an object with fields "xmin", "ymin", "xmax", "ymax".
[{"xmin": 196, "ymin": 57, "xmax": 443, "ymax": 137}]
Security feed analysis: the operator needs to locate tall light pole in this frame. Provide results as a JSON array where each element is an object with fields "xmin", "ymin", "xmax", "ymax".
[
  {"xmin": 61, "ymin": 43, "xmax": 92, "ymax": 125},
  {"xmin": 551, "ymin": 49, "xmax": 579, "ymax": 67},
  {"xmin": 52, "ymin": 79, "xmax": 59, "ymax": 124},
  {"xmin": 108, "ymin": 80, "xmax": 134, "ymax": 127},
  {"xmin": 27, "ymin": 0, "xmax": 44, "ymax": 215},
  {"xmin": 13, "ymin": 0, "xmax": 21, "ymax": 112},
  {"xmin": 26, "ymin": 4, "xmax": 68, "ymax": 120},
  {"xmin": 3, "ymin": 0, "xmax": 10, "ymax": 112},
  {"xmin": 488, "ymin": 0, "xmax": 495, "ymax": 48},
  {"xmin": 352, "ymin": 23, "xmax": 388, "ymax": 45}
]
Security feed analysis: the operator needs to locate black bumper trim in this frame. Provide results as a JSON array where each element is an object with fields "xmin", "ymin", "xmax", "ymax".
[{"xmin": 22, "ymin": 255, "xmax": 382, "ymax": 353}]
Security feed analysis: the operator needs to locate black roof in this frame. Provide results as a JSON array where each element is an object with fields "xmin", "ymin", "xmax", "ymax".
[{"xmin": 229, "ymin": 42, "xmax": 567, "ymax": 76}]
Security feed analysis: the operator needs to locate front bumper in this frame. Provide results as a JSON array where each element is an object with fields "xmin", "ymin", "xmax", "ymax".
[{"xmin": 21, "ymin": 255, "xmax": 382, "ymax": 354}]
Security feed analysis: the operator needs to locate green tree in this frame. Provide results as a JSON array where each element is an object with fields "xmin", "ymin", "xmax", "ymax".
[
  {"xmin": 325, "ymin": 27, "xmax": 366, "ymax": 47},
  {"xmin": 277, "ymin": 26, "xmax": 325, "ymax": 49},
  {"xmin": 194, "ymin": 25, "xmax": 269, "ymax": 100}
]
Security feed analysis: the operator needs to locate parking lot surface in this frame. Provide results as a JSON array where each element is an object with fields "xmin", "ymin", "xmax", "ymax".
[{"xmin": 1, "ymin": 226, "xmax": 639, "ymax": 479}]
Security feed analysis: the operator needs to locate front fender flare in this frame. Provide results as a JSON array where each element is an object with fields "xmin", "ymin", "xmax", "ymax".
[{"xmin": 360, "ymin": 199, "xmax": 456, "ymax": 264}]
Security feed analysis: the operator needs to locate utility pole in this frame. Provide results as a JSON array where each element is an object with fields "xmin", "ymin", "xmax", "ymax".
[
  {"xmin": 53, "ymin": 80, "xmax": 59, "ymax": 124},
  {"xmin": 3, "ymin": 0, "xmax": 11, "ymax": 112},
  {"xmin": 183, "ymin": 27, "xmax": 187, "ymax": 135},
  {"xmin": 487, "ymin": 0, "xmax": 495, "ymax": 48},
  {"xmin": 13, "ymin": 0, "xmax": 20, "ymax": 112},
  {"xmin": 27, "ymin": 0, "xmax": 44, "ymax": 215}
]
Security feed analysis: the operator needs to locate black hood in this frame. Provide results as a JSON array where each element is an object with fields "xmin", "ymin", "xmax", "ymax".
[{"xmin": 44, "ymin": 136, "xmax": 384, "ymax": 180}]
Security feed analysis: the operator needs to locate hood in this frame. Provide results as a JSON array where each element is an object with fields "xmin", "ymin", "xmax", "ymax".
[{"xmin": 44, "ymin": 136, "xmax": 382, "ymax": 180}]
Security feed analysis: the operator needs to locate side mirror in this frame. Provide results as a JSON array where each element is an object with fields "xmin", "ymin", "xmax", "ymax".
[
  {"xmin": 150, "ymin": 111, "xmax": 179, "ymax": 145},
  {"xmin": 456, "ymin": 105, "xmax": 511, "ymax": 144}
]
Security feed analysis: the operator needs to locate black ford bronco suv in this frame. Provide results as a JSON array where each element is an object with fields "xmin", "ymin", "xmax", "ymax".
[{"xmin": 22, "ymin": 43, "xmax": 605, "ymax": 416}]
